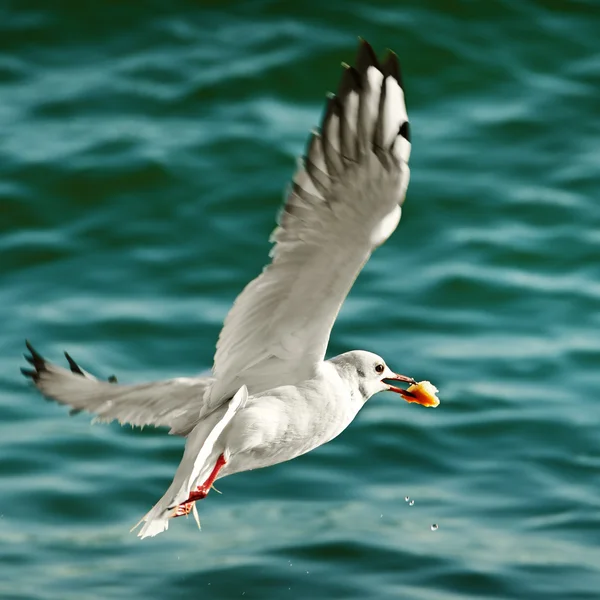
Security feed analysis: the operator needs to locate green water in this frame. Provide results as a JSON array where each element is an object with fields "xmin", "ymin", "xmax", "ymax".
[{"xmin": 1, "ymin": 2, "xmax": 599, "ymax": 598}]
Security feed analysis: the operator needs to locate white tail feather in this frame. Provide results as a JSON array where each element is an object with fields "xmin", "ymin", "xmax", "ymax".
[{"xmin": 134, "ymin": 385, "xmax": 249, "ymax": 539}]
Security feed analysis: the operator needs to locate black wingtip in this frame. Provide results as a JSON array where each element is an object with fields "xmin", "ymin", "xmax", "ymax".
[
  {"xmin": 356, "ymin": 38, "xmax": 380, "ymax": 75},
  {"xmin": 381, "ymin": 50, "xmax": 403, "ymax": 88},
  {"xmin": 64, "ymin": 351, "xmax": 84, "ymax": 376},
  {"xmin": 23, "ymin": 340, "xmax": 46, "ymax": 377},
  {"xmin": 399, "ymin": 121, "xmax": 410, "ymax": 143},
  {"xmin": 25, "ymin": 340, "xmax": 44, "ymax": 364},
  {"xmin": 337, "ymin": 64, "xmax": 362, "ymax": 100},
  {"xmin": 21, "ymin": 367, "xmax": 38, "ymax": 380},
  {"xmin": 322, "ymin": 94, "xmax": 343, "ymax": 130}
]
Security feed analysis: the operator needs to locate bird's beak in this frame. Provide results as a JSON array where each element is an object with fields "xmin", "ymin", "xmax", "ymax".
[{"xmin": 384, "ymin": 373, "xmax": 418, "ymax": 399}]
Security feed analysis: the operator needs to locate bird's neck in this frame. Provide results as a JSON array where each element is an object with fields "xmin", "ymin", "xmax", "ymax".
[{"xmin": 321, "ymin": 360, "xmax": 368, "ymax": 409}]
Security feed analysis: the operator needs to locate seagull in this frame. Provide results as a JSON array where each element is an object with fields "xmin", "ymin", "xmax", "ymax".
[{"xmin": 22, "ymin": 40, "xmax": 439, "ymax": 539}]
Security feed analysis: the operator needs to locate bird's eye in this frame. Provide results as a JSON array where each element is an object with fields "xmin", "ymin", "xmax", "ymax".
[{"xmin": 375, "ymin": 364, "xmax": 385, "ymax": 374}]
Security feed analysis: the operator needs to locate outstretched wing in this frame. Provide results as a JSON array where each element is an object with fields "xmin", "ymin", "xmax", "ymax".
[
  {"xmin": 22, "ymin": 342, "xmax": 214, "ymax": 436},
  {"xmin": 210, "ymin": 40, "xmax": 411, "ymax": 402}
]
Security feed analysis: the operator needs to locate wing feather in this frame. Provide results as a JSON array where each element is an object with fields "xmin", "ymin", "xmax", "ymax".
[
  {"xmin": 209, "ymin": 41, "xmax": 411, "ymax": 402},
  {"xmin": 23, "ymin": 41, "xmax": 411, "ymax": 429},
  {"xmin": 22, "ymin": 342, "xmax": 214, "ymax": 436}
]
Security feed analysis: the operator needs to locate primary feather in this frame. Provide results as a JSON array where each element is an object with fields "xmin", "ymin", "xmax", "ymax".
[{"xmin": 209, "ymin": 40, "xmax": 411, "ymax": 402}]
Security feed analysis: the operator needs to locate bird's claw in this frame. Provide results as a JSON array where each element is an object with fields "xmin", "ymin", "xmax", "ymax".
[{"xmin": 172, "ymin": 502, "xmax": 194, "ymax": 518}]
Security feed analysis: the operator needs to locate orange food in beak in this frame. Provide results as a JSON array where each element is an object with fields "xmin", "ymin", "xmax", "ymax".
[{"xmin": 400, "ymin": 381, "xmax": 440, "ymax": 408}]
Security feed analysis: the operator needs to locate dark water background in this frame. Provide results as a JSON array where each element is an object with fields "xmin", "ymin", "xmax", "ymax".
[{"xmin": 1, "ymin": 1, "xmax": 599, "ymax": 598}]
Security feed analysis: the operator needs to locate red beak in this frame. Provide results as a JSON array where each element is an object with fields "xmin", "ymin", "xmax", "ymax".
[{"xmin": 383, "ymin": 373, "xmax": 417, "ymax": 396}]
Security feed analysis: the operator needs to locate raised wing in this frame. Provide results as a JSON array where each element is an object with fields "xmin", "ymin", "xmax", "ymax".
[
  {"xmin": 210, "ymin": 40, "xmax": 411, "ymax": 402},
  {"xmin": 22, "ymin": 342, "xmax": 214, "ymax": 436}
]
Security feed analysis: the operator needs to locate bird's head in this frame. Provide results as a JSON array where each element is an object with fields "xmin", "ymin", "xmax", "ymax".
[{"xmin": 332, "ymin": 350, "xmax": 433, "ymax": 406}]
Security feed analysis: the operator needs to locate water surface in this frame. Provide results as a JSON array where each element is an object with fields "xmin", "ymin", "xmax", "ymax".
[{"xmin": 1, "ymin": 2, "xmax": 599, "ymax": 599}]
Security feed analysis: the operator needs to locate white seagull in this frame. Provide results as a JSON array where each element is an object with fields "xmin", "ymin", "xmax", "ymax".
[{"xmin": 22, "ymin": 40, "xmax": 439, "ymax": 539}]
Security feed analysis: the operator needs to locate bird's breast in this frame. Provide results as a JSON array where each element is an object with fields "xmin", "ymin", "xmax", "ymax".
[{"xmin": 222, "ymin": 381, "xmax": 357, "ymax": 476}]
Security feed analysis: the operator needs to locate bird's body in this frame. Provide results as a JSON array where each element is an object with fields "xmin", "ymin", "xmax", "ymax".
[
  {"xmin": 221, "ymin": 362, "xmax": 360, "ymax": 477},
  {"xmin": 22, "ymin": 40, "xmax": 440, "ymax": 539},
  {"xmin": 134, "ymin": 351, "xmax": 414, "ymax": 537}
]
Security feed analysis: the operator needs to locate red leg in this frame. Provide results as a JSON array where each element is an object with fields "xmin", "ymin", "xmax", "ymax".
[
  {"xmin": 185, "ymin": 453, "xmax": 227, "ymax": 502},
  {"xmin": 172, "ymin": 454, "xmax": 227, "ymax": 519}
]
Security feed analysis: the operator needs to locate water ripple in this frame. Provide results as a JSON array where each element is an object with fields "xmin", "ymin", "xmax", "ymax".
[{"xmin": 1, "ymin": 2, "xmax": 599, "ymax": 599}]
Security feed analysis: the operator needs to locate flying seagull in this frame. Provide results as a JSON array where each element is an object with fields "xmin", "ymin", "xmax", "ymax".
[{"xmin": 22, "ymin": 40, "xmax": 439, "ymax": 539}]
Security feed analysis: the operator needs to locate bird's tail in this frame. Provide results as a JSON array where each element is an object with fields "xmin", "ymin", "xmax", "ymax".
[{"xmin": 133, "ymin": 385, "xmax": 248, "ymax": 539}]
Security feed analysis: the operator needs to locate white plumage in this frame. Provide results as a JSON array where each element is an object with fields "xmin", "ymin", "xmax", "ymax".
[{"xmin": 22, "ymin": 40, "xmax": 432, "ymax": 539}]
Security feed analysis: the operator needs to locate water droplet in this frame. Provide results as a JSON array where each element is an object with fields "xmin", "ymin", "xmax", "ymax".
[
  {"xmin": 380, "ymin": 514, "xmax": 383, "ymax": 518},
  {"xmin": 405, "ymin": 496, "xmax": 410, "ymax": 502},
  {"xmin": 409, "ymin": 500, "xmax": 414, "ymax": 506},
  {"xmin": 431, "ymin": 523, "xmax": 438, "ymax": 531}
]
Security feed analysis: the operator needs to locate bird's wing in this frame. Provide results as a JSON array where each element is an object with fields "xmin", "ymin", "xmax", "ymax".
[
  {"xmin": 210, "ymin": 40, "xmax": 411, "ymax": 401},
  {"xmin": 22, "ymin": 342, "xmax": 214, "ymax": 436}
]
